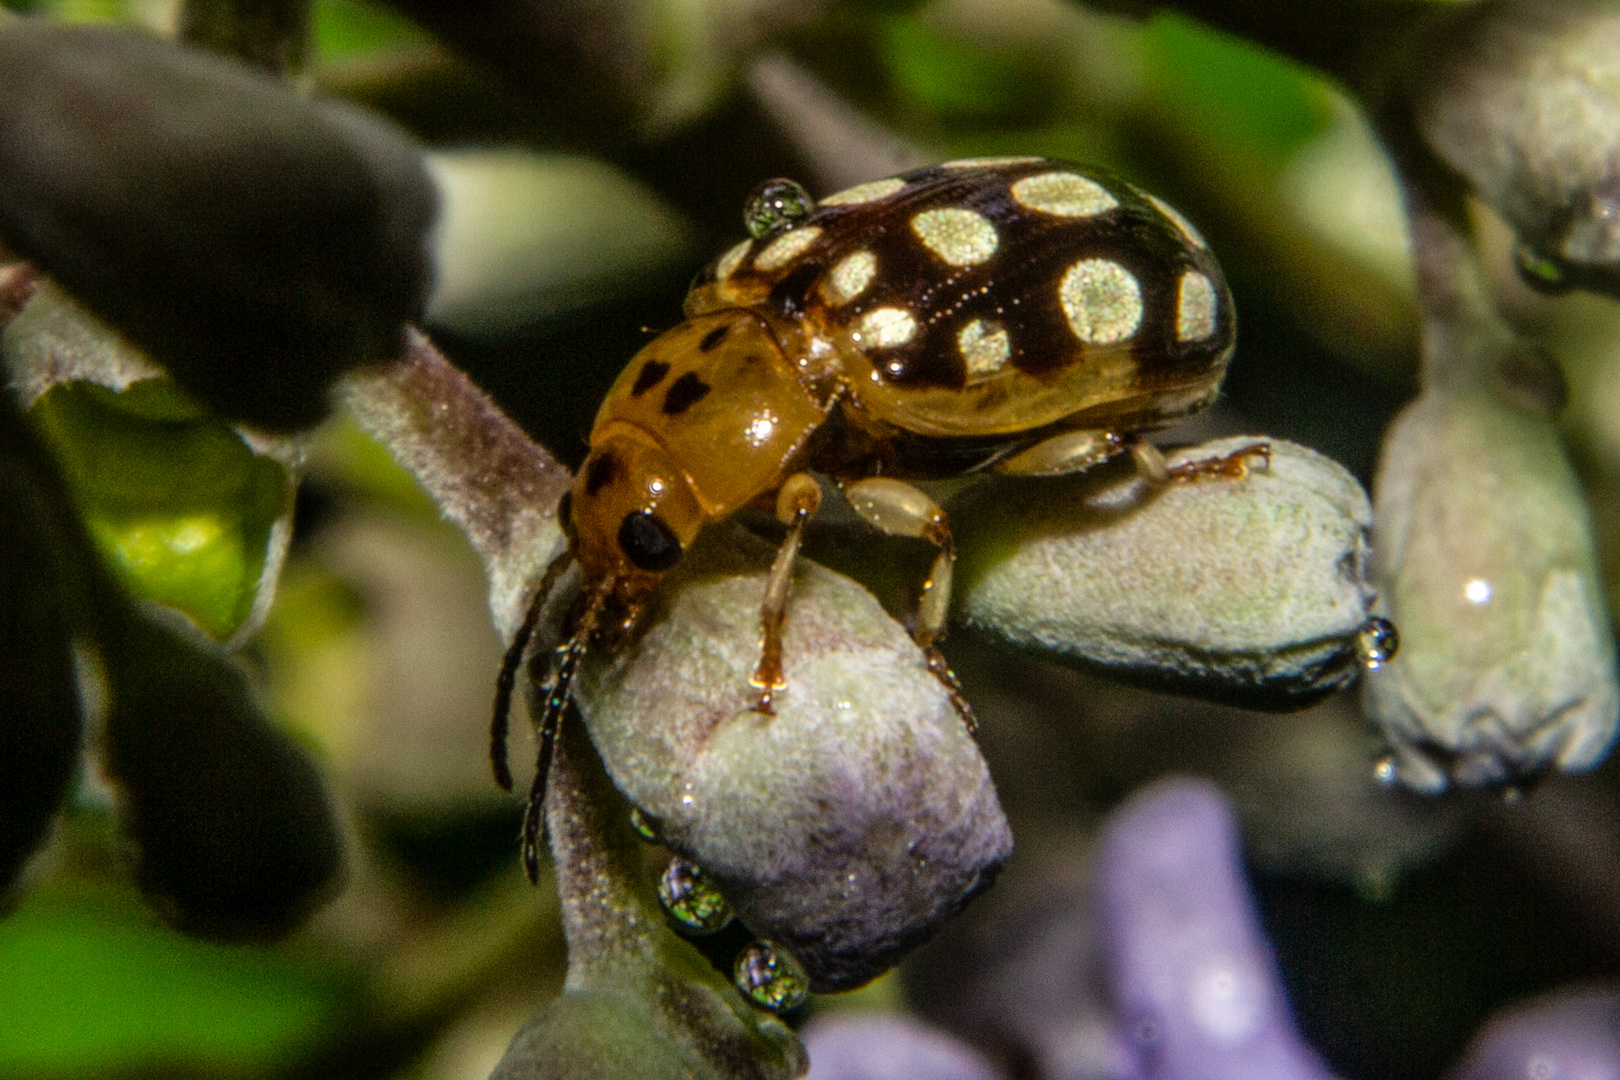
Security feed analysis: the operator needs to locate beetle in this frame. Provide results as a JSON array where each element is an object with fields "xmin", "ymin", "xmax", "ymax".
[{"xmin": 493, "ymin": 157, "xmax": 1247, "ymax": 879}]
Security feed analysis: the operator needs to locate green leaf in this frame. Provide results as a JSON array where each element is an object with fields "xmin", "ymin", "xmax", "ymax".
[
  {"xmin": 29, "ymin": 379, "xmax": 289, "ymax": 639},
  {"xmin": 313, "ymin": 0, "xmax": 433, "ymax": 60},
  {"xmin": 0, "ymin": 884, "xmax": 350, "ymax": 1076},
  {"xmin": 1140, "ymin": 14, "xmax": 1332, "ymax": 167},
  {"xmin": 878, "ymin": 14, "xmax": 1057, "ymax": 123}
]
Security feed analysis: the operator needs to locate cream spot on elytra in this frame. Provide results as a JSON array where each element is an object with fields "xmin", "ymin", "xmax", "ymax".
[
  {"xmin": 715, "ymin": 239, "xmax": 750, "ymax": 281},
  {"xmin": 958, "ymin": 319, "xmax": 1011, "ymax": 380},
  {"xmin": 1011, "ymin": 172, "xmax": 1118, "ymax": 218},
  {"xmin": 1176, "ymin": 270, "xmax": 1218, "ymax": 342},
  {"xmin": 941, "ymin": 156, "xmax": 1042, "ymax": 169},
  {"xmin": 823, "ymin": 250, "xmax": 877, "ymax": 305},
  {"xmin": 912, "ymin": 208, "xmax": 999, "ymax": 267},
  {"xmin": 819, "ymin": 177, "xmax": 906, "ymax": 206},
  {"xmin": 1060, "ymin": 259, "xmax": 1142, "ymax": 344},
  {"xmin": 856, "ymin": 307, "xmax": 917, "ymax": 349},
  {"xmin": 753, "ymin": 225, "xmax": 823, "ymax": 271}
]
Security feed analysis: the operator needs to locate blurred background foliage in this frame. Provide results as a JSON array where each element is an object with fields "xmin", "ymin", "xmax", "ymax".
[{"xmin": 1, "ymin": 0, "xmax": 1617, "ymax": 1078}]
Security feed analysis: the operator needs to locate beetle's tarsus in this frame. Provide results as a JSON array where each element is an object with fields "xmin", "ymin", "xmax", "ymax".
[{"xmin": 1167, "ymin": 440, "xmax": 1272, "ymax": 483}]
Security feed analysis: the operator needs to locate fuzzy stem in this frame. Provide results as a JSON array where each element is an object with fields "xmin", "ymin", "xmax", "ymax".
[
  {"xmin": 339, "ymin": 331, "xmax": 572, "ymax": 637},
  {"xmin": 545, "ymin": 710, "xmax": 665, "ymax": 987},
  {"xmin": 1381, "ymin": 114, "xmax": 1567, "ymax": 411}
]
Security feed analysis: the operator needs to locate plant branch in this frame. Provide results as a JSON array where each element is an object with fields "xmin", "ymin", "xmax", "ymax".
[{"xmin": 339, "ymin": 331, "xmax": 572, "ymax": 637}]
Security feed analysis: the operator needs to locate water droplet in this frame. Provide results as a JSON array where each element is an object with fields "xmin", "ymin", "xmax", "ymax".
[
  {"xmin": 733, "ymin": 940, "xmax": 809, "ymax": 1012},
  {"xmin": 1373, "ymin": 756, "xmax": 1398, "ymax": 786},
  {"xmin": 658, "ymin": 856, "xmax": 733, "ymax": 934},
  {"xmin": 1356, "ymin": 616, "xmax": 1399, "ymax": 670},
  {"xmin": 628, "ymin": 806, "xmax": 660, "ymax": 841},
  {"xmin": 744, "ymin": 178, "xmax": 814, "ymax": 240}
]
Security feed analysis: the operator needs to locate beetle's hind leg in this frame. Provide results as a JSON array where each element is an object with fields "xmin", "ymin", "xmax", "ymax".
[
  {"xmin": 989, "ymin": 427, "xmax": 1269, "ymax": 485},
  {"xmin": 841, "ymin": 477, "xmax": 975, "ymax": 734},
  {"xmin": 1144, "ymin": 440, "xmax": 1271, "ymax": 483},
  {"xmin": 751, "ymin": 473, "xmax": 822, "ymax": 715}
]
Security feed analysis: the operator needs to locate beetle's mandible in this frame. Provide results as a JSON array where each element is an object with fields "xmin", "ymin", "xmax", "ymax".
[{"xmin": 492, "ymin": 157, "xmax": 1245, "ymax": 879}]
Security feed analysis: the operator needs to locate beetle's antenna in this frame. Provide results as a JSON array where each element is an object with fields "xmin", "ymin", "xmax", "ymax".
[
  {"xmin": 521, "ymin": 577, "xmax": 610, "ymax": 884},
  {"xmin": 491, "ymin": 546, "xmax": 575, "ymax": 791}
]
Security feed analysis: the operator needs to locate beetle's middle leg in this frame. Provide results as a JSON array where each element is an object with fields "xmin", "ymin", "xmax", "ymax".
[
  {"xmin": 841, "ymin": 477, "xmax": 975, "ymax": 733},
  {"xmin": 751, "ymin": 472, "xmax": 822, "ymax": 714}
]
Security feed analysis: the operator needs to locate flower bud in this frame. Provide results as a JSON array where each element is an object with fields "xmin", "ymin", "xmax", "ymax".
[
  {"xmin": 1365, "ymin": 389, "xmax": 1619, "ymax": 792},
  {"xmin": 1411, "ymin": 0, "xmax": 1620, "ymax": 297},
  {"xmin": 953, "ymin": 437, "xmax": 1378, "ymax": 710},
  {"xmin": 0, "ymin": 22, "xmax": 436, "ymax": 431},
  {"xmin": 575, "ymin": 525, "xmax": 1012, "ymax": 991}
]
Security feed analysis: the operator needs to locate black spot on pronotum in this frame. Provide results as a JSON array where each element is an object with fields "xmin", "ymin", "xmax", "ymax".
[
  {"xmin": 583, "ymin": 451, "xmax": 622, "ymax": 496},
  {"xmin": 662, "ymin": 372, "xmax": 711, "ymax": 416},
  {"xmin": 618, "ymin": 511, "xmax": 682, "ymax": 572},
  {"xmin": 699, "ymin": 324, "xmax": 730, "ymax": 352},
  {"xmin": 631, "ymin": 359, "xmax": 671, "ymax": 397}
]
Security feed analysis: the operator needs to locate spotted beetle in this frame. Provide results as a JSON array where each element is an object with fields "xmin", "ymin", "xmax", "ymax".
[{"xmin": 494, "ymin": 157, "xmax": 1244, "ymax": 879}]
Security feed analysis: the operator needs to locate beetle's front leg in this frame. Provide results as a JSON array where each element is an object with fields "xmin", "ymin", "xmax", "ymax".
[
  {"xmin": 751, "ymin": 472, "xmax": 822, "ymax": 714},
  {"xmin": 841, "ymin": 477, "xmax": 975, "ymax": 733}
]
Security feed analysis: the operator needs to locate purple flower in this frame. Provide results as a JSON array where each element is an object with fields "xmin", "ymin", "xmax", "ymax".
[
  {"xmin": 1449, "ymin": 988, "xmax": 1620, "ymax": 1080},
  {"xmin": 1097, "ymin": 777, "xmax": 1340, "ymax": 1080},
  {"xmin": 803, "ymin": 1015, "xmax": 1007, "ymax": 1080}
]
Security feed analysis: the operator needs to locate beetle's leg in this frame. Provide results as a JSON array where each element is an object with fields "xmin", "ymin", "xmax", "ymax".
[
  {"xmin": 841, "ymin": 477, "xmax": 975, "ymax": 733},
  {"xmin": 1130, "ymin": 438, "xmax": 1272, "ymax": 484},
  {"xmin": 1161, "ymin": 440, "xmax": 1272, "ymax": 483},
  {"xmin": 520, "ymin": 577, "xmax": 608, "ymax": 884},
  {"xmin": 990, "ymin": 429, "xmax": 1125, "ymax": 476},
  {"xmin": 751, "ymin": 472, "xmax": 822, "ymax": 715},
  {"xmin": 491, "ymin": 546, "xmax": 574, "ymax": 792},
  {"xmin": 991, "ymin": 430, "xmax": 1269, "ymax": 485}
]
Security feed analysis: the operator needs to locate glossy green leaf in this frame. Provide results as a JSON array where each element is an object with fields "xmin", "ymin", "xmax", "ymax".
[
  {"xmin": 0, "ymin": 885, "xmax": 350, "ymax": 1076},
  {"xmin": 29, "ymin": 379, "xmax": 289, "ymax": 639}
]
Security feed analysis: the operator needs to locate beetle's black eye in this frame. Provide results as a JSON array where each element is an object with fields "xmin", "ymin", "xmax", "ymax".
[{"xmin": 618, "ymin": 511, "xmax": 682, "ymax": 572}]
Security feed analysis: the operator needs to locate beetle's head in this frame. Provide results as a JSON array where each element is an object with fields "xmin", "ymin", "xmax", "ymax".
[{"xmin": 570, "ymin": 422, "xmax": 705, "ymax": 592}]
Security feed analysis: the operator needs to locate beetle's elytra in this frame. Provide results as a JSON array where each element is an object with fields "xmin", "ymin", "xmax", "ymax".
[{"xmin": 495, "ymin": 157, "xmax": 1240, "ymax": 879}]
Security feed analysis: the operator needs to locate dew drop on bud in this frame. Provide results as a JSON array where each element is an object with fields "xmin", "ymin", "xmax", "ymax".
[
  {"xmin": 658, "ymin": 856, "xmax": 732, "ymax": 934},
  {"xmin": 744, "ymin": 178, "xmax": 814, "ymax": 240},
  {"xmin": 733, "ymin": 940, "xmax": 809, "ymax": 1012},
  {"xmin": 1356, "ymin": 616, "xmax": 1399, "ymax": 670},
  {"xmin": 1373, "ymin": 756, "xmax": 1398, "ymax": 787},
  {"xmin": 629, "ymin": 806, "xmax": 659, "ymax": 842}
]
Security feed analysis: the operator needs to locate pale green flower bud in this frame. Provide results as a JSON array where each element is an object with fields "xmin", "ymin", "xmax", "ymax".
[{"xmin": 1365, "ymin": 388, "xmax": 1619, "ymax": 792}]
